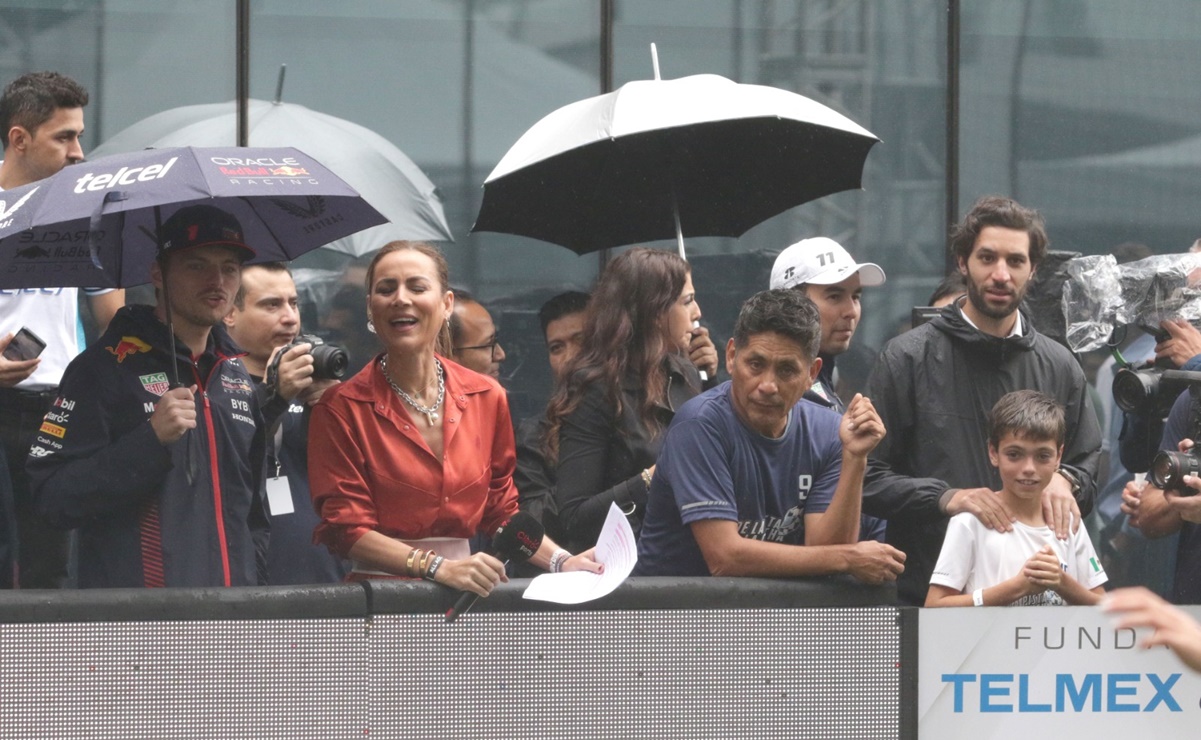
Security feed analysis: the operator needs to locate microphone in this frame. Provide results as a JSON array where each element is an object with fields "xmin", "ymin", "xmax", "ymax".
[{"xmin": 445, "ymin": 511, "xmax": 545, "ymax": 623}]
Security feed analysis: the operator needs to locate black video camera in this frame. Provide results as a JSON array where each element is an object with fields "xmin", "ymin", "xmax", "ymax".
[
  {"xmin": 266, "ymin": 333, "xmax": 349, "ymax": 386},
  {"xmin": 1113, "ymin": 365, "xmax": 1201, "ymax": 417}
]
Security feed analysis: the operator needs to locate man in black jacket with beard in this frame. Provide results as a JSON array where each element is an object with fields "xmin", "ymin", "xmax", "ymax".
[{"xmin": 863, "ymin": 195, "xmax": 1101, "ymax": 606}]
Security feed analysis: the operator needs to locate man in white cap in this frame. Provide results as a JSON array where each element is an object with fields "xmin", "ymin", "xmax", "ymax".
[
  {"xmin": 769, "ymin": 236, "xmax": 885, "ymax": 414},
  {"xmin": 771, "ymin": 237, "xmax": 888, "ymax": 542}
]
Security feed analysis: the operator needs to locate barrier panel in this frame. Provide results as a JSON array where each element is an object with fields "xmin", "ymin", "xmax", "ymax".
[
  {"xmin": 0, "ymin": 577, "xmax": 913, "ymax": 739},
  {"xmin": 917, "ymin": 605, "xmax": 1201, "ymax": 739}
]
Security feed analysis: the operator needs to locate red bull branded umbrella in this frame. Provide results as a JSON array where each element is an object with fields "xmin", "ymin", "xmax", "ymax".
[{"xmin": 0, "ymin": 146, "xmax": 387, "ymax": 289}]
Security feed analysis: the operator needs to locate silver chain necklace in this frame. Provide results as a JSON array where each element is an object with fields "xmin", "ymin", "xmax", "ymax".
[{"xmin": 381, "ymin": 355, "xmax": 445, "ymax": 426}]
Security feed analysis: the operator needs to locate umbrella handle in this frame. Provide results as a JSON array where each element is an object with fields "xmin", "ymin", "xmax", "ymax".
[
  {"xmin": 673, "ymin": 202, "xmax": 685, "ymax": 259},
  {"xmin": 87, "ymin": 191, "xmax": 129, "ymax": 271}
]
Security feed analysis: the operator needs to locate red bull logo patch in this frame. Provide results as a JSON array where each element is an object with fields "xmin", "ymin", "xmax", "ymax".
[
  {"xmin": 271, "ymin": 166, "xmax": 309, "ymax": 177},
  {"xmin": 139, "ymin": 372, "xmax": 170, "ymax": 396},
  {"xmin": 39, "ymin": 421, "xmax": 66, "ymax": 438},
  {"xmin": 107, "ymin": 336, "xmax": 151, "ymax": 363}
]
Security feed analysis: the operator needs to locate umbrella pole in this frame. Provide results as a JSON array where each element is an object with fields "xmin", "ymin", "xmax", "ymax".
[
  {"xmin": 153, "ymin": 206, "xmax": 182, "ymax": 389},
  {"xmin": 673, "ymin": 202, "xmax": 685, "ymax": 259},
  {"xmin": 162, "ymin": 283, "xmax": 181, "ymax": 388},
  {"xmin": 670, "ymin": 199, "xmax": 707, "ymax": 382}
]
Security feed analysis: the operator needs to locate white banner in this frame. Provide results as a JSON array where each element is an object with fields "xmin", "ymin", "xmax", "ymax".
[{"xmin": 919, "ymin": 606, "xmax": 1201, "ymax": 738}]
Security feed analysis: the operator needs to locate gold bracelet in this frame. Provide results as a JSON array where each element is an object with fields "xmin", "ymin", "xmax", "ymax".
[
  {"xmin": 406, "ymin": 549, "xmax": 421, "ymax": 578},
  {"xmin": 641, "ymin": 468, "xmax": 653, "ymax": 487}
]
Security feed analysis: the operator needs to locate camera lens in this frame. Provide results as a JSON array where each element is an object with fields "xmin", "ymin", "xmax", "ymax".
[
  {"xmin": 1113, "ymin": 367, "xmax": 1160, "ymax": 414},
  {"xmin": 310, "ymin": 344, "xmax": 349, "ymax": 380},
  {"xmin": 1150, "ymin": 450, "xmax": 1201, "ymax": 495}
]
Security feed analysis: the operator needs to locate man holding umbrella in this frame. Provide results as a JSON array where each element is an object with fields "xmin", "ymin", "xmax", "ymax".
[{"xmin": 27, "ymin": 205, "xmax": 316, "ymax": 588}]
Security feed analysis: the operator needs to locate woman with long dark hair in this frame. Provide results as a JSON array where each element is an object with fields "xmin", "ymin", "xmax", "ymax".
[
  {"xmin": 545, "ymin": 247, "xmax": 715, "ymax": 551},
  {"xmin": 308, "ymin": 241, "xmax": 600, "ymax": 593}
]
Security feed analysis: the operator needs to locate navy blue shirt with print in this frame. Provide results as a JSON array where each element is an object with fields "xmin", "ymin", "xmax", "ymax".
[{"xmin": 635, "ymin": 381, "xmax": 843, "ymax": 577}]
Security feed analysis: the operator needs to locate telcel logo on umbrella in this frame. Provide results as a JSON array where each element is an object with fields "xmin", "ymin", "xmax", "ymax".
[{"xmin": 73, "ymin": 158, "xmax": 178, "ymax": 194}]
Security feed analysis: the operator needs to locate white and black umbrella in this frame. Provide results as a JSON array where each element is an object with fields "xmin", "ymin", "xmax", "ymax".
[{"xmin": 473, "ymin": 48, "xmax": 879, "ymax": 256}]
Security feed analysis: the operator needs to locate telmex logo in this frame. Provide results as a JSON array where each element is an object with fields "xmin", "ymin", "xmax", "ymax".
[
  {"xmin": 941, "ymin": 672, "xmax": 1183, "ymax": 713},
  {"xmin": 73, "ymin": 157, "xmax": 178, "ymax": 194}
]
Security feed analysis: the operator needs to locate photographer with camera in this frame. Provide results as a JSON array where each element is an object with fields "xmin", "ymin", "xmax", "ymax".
[
  {"xmin": 1095, "ymin": 317, "xmax": 1201, "ymax": 591},
  {"xmin": 1120, "ymin": 322, "xmax": 1201, "ymax": 605},
  {"xmin": 223, "ymin": 262, "xmax": 348, "ymax": 585}
]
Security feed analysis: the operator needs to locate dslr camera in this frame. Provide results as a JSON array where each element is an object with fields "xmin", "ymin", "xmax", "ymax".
[
  {"xmin": 266, "ymin": 333, "xmax": 349, "ymax": 387},
  {"xmin": 1150, "ymin": 447, "xmax": 1201, "ymax": 496},
  {"xmin": 1141, "ymin": 375, "xmax": 1201, "ymax": 496}
]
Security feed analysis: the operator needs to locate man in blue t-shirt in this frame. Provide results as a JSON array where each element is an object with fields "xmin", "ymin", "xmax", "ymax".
[{"xmin": 635, "ymin": 290, "xmax": 907, "ymax": 581}]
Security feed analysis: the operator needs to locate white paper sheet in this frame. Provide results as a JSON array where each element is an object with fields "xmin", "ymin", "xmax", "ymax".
[{"xmin": 522, "ymin": 502, "xmax": 636, "ymax": 604}]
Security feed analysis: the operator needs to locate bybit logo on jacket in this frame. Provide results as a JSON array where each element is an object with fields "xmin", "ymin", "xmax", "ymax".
[{"xmin": 73, "ymin": 157, "xmax": 178, "ymax": 194}]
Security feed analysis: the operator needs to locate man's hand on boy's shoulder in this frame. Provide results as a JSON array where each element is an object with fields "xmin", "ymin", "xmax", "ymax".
[
  {"xmin": 1041, "ymin": 473, "xmax": 1081, "ymax": 540},
  {"xmin": 945, "ymin": 487, "xmax": 1014, "ymax": 532}
]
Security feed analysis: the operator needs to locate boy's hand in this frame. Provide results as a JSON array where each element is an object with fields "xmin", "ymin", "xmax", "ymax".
[{"xmin": 1022, "ymin": 545, "xmax": 1063, "ymax": 593}]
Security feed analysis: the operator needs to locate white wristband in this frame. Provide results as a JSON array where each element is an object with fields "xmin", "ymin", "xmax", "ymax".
[{"xmin": 972, "ymin": 588, "xmax": 984, "ymax": 607}]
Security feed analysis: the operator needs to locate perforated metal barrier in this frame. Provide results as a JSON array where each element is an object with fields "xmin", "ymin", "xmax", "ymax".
[{"xmin": 0, "ymin": 579, "xmax": 914, "ymax": 739}]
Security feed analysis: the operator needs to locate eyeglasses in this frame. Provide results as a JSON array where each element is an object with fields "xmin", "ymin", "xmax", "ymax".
[{"xmin": 454, "ymin": 336, "xmax": 502, "ymax": 357}]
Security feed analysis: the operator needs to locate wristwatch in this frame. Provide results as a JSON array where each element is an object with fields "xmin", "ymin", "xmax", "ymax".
[{"xmin": 1057, "ymin": 466, "xmax": 1082, "ymax": 496}]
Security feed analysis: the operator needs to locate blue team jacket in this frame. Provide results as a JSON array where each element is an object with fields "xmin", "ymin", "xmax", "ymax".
[{"xmin": 28, "ymin": 305, "xmax": 269, "ymax": 588}]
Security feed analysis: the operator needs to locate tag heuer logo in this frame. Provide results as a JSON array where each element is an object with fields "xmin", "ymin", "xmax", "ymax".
[{"xmin": 139, "ymin": 372, "xmax": 170, "ymax": 396}]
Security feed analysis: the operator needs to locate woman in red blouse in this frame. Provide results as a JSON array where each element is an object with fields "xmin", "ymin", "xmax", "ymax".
[{"xmin": 308, "ymin": 241, "xmax": 601, "ymax": 595}]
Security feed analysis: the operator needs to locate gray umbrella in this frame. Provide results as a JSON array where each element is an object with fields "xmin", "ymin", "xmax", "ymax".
[{"xmin": 90, "ymin": 97, "xmax": 452, "ymax": 256}]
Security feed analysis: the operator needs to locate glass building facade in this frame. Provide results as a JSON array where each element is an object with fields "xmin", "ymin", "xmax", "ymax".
[{"xmin": 2, "ymin": 0, "xmax": 1197, "ymax": 421}]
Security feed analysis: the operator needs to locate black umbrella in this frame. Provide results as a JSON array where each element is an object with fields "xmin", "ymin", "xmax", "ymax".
[{"xmin": 472, "ymin": 63, "xmax": 879, "ymax": 255}]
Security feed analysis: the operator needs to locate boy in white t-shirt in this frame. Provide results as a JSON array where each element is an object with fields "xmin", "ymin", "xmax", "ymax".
[{"xmin": 926, "ymin": 390, "xmax": 1108, "ymax": 607}]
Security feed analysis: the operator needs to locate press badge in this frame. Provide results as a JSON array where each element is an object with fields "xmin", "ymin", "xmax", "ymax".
[{"xmin": 266, "ymin": 475, "xmax": 295, "ymax": 516}]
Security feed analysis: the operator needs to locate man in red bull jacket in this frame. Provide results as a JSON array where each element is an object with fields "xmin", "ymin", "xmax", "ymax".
[{"xmin": 27, "ymin": 205, "xmax": 314, "ymax": 587}]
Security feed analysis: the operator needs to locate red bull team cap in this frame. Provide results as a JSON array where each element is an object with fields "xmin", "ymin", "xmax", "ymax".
[{"xmin": 159, "ymin": 204, "xmax": 256, "ymax": 262}]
